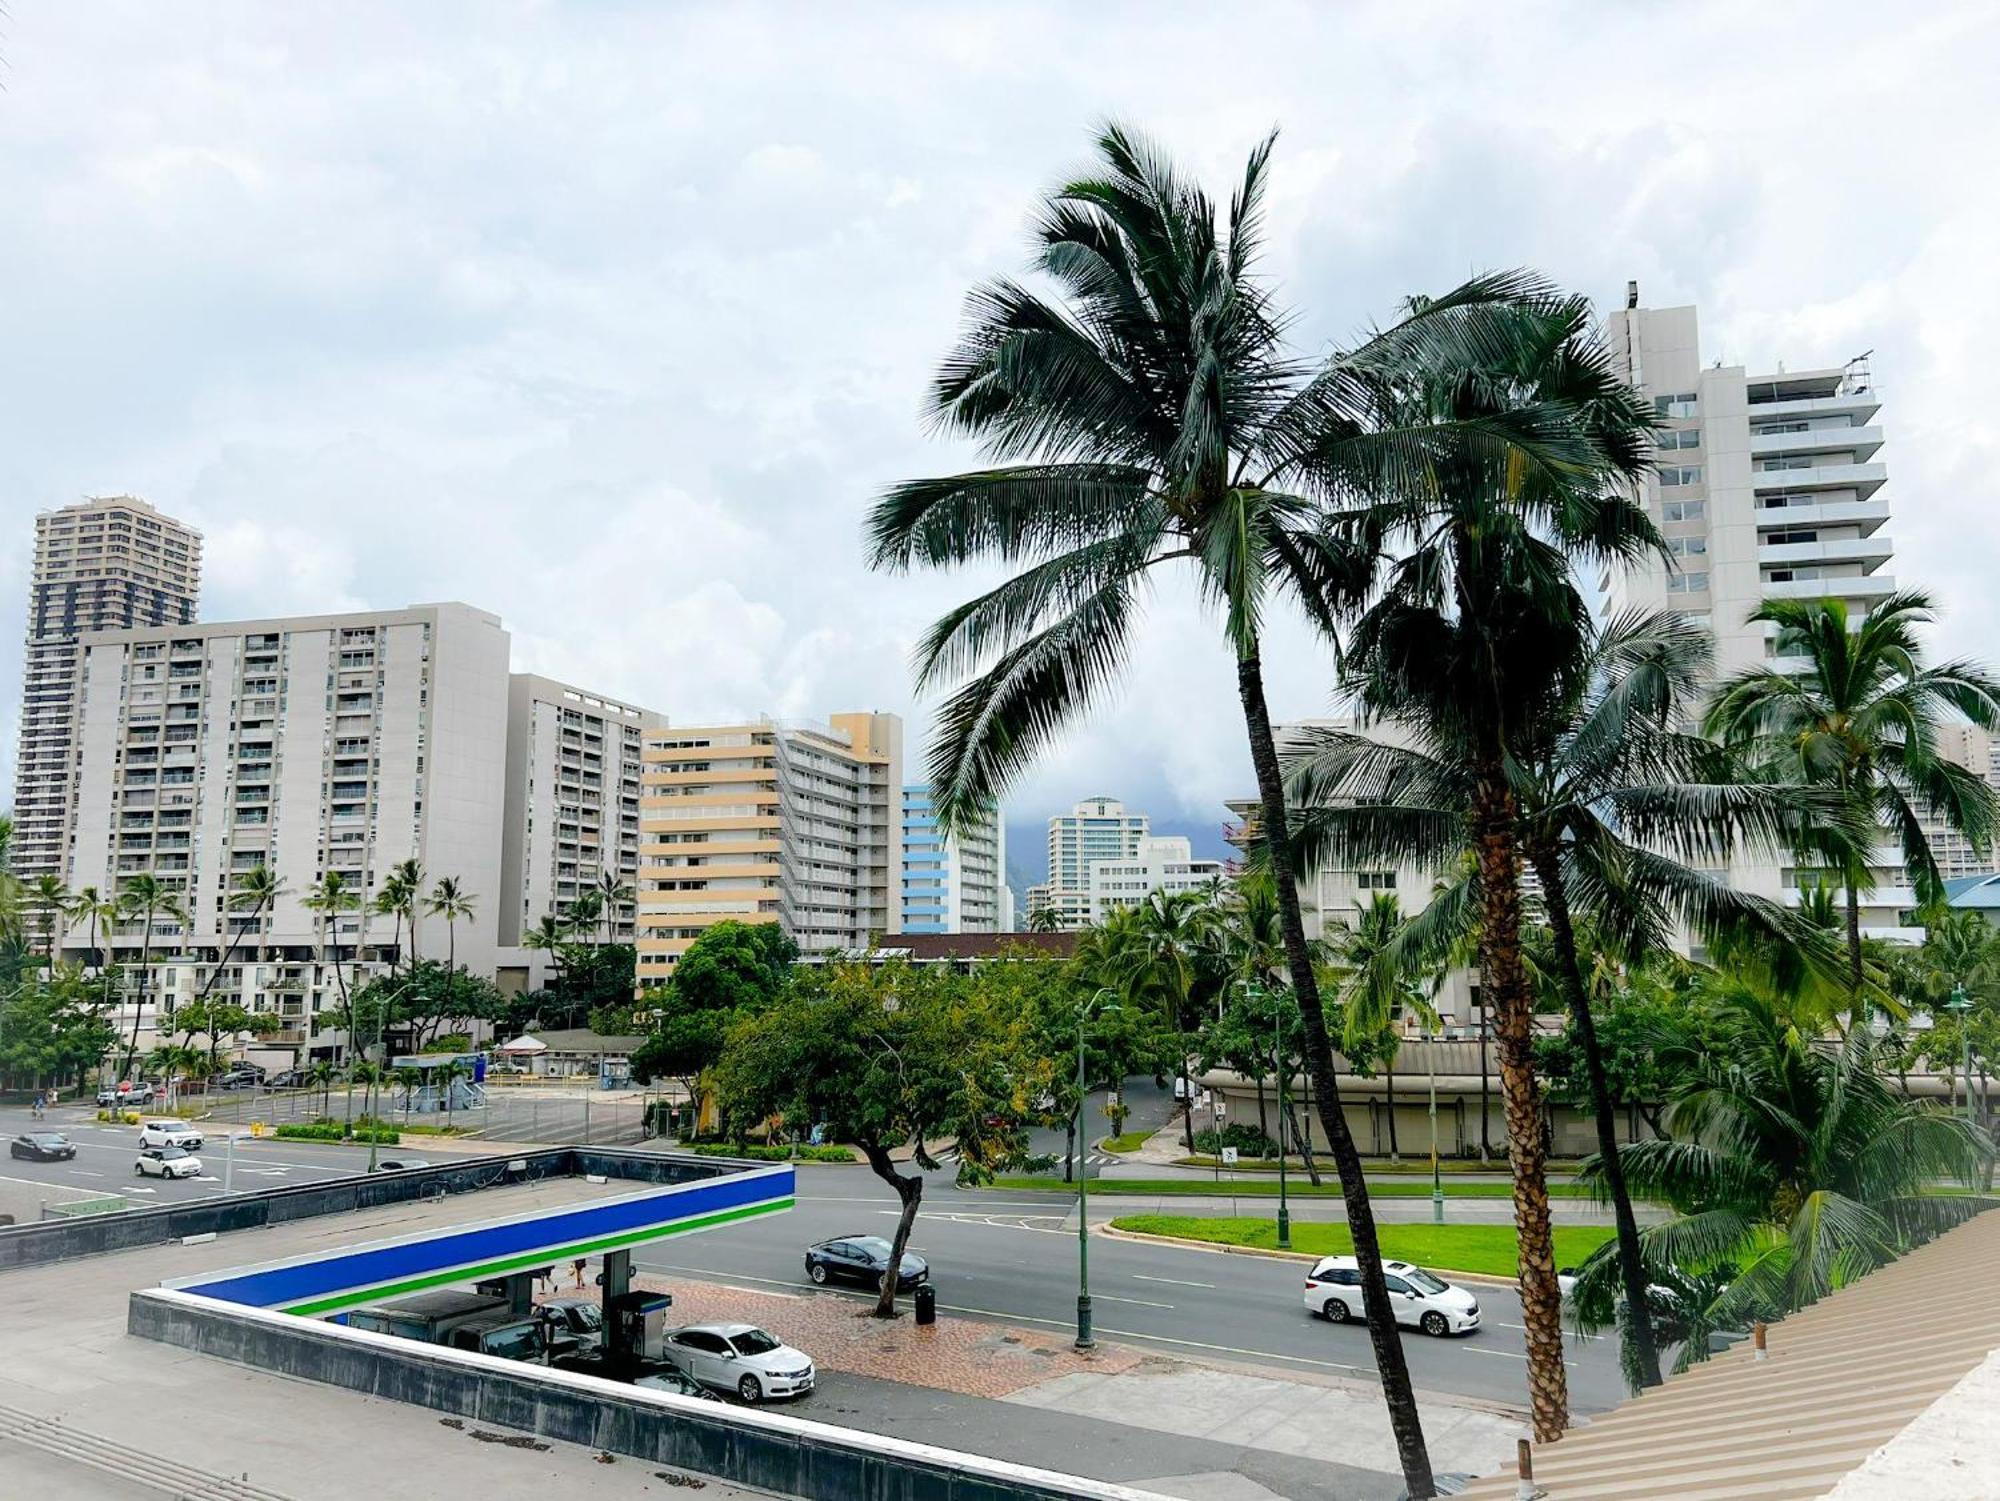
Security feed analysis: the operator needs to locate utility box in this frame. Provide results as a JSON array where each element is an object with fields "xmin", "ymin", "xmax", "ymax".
[{"xmin": 608, "ymin": 1290, "xmax": 674, "ymax": 1362}]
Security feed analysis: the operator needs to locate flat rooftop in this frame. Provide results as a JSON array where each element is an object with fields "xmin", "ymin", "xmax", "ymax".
[{"xmin": 1, "ymin": 1178, "xmax": 766, "ymax": 1500}]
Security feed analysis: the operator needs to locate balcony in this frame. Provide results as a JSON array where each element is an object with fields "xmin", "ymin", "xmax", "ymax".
[
  {"xmin": 1763, "ymin": 573, "xmax": 1900, "ymax": 601},
  {"xmin": 1749, "ymin": 461, "xmax": 1886, "ymax": 499},
  {"xmin": 1743, "ymin": 387, "xmax": 1881, "ymax": 424},
  {"xmin": 1750, "ymin": 425, "xmax": 1883, "ymax": 463},
  {"xmin": 1754, "ymin": 495, "xmax": 1890, "ymax": 537},
  {"xmin": 1757, "ymin": 536, "xmax": 1894, "ymax": 569}
]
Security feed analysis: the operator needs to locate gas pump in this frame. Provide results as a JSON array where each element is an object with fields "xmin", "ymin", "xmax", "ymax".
[{"xmin": 607, "ymin": 1289, "xmax": 673, "ymax": 1363}]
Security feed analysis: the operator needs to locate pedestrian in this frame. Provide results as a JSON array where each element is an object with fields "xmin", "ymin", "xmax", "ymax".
[{"xmin": 572, "ymin": 1257, "xmax": 588, "ymax": 1290}]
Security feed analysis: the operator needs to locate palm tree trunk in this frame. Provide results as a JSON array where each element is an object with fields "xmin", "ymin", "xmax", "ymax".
[
  {"xmin": 1237, "ymin": 649, "xmax": 1435, "ymax": 1497},
  {"xmin": 1471, "ymin": 770, "xmax": 1567, "ymax": 1443},
  {"xmin": 1531, "ymin": 846, "xmax": 1662, "ymax": 1391},
  {"xmin": 1285, "ymin": 1091, "xmax": 1322, "ymax": 1186},
  {"xmin": 193, "ymin": 897, "xmax": 266, "ymax": 1007},
  {"xmin": 1844, "ymin": 880, "xmax": 1864, "ymax": 998},
  {"xmin": 121, "ymin": 915, "xmax": 155, "ymax": 1081},
  {"xmin": 1478, "ymin": 1005, "xmax": 1492, "ymax": 1163}
]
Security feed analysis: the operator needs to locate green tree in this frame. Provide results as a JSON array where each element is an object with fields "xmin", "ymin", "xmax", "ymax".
[
  {"xmin": 373, "ymin": 858, "xmax": 426, "ymax": 976},
  {"xmin": 116, "ymin": 874, "xmax": 189, "ymax": 1081},
  {"xmin": 190, "ymin": 863, "xmax": 287, "ymax": 1009},
  {"xmin": 1571, "ymin": 990, "xmax": 1992, "ymax": 1370},
  {"xmin": 1324, "ymin": 893, "xmax": 1439, "ymax": 1162},
  {"xmin": 630, "ymin": 921, "xmax": 797, "ymax": 1120},
  {"xmin": 1706, "ymin": 591, "xmax": 2000, "ymax": 994},
  {"xmin": 594, "ymin": 870, "xmax": 635, "ymax": 947},
  {"xmin": 713, "ymin": 960, "xmax": 1032, "ymax": 1317},
  {"xmin": 66, "ymin": 884, "xmax": 120, "ymax": 1018},
  {"xmin": 425, "ymin": 876, "xmax": 477, "ymax": 1045},
  {"xmin": 0, "ymin": 969, "xmax": 118, "ymax": 1091},
  {"xmin": 29, "ymin": 874, "xmax": 71, "ymax": 965}
]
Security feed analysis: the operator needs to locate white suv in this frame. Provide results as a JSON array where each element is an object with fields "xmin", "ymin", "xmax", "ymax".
[
  {"xmin": 138, "ymin": 1120, "xmax": 203, "ymax": 1151},
  {"xmin": 1302, "ymin": 1256, "xmax": 1481, "ymax": 1336}
]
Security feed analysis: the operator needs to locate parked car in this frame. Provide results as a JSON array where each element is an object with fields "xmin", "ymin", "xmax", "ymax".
[
  {"xmin": 804, "ymin": 1236, "xmax": 929, "ymax": 1291},
  {"xmin": 138, "ymin": 1120, "xmax": 204, "ymax": 1151},
  {"xmin": 135, "ymin": 1146, "xmax": 204, "ymax": 1179},
  {"xmin": 268, "ymin": 1068, "xmax": 308, "ymax": 1089},
  {"xmin": 552, "ymin": 1351, "xmax": 720, "ymax": 1400},
  {"xmin": 1302, "ymin": 1256, "xmax": 1481, "ymax": 1337},
  {"xmin": 663, "ymin": 1324, "xmax": 815, "ymax": 1403},
  {"xmin": 10, "ymin": 1132, "xmax": 76, "ymax": 1162},
  {"xmin": 215, "ymin": 1071, "xmax": 263, "ymax": 1091},
  {"xmin": 538, "ymin": 1297, "xmax": 606, "ymax": 1353},
  {"xmin": 97, "ymin": 1082, "xmax": 156, "ymax": 1108},
  {"xmin": 372, "ymin": 1157, "xmax": 431, "ymax": 1173}
]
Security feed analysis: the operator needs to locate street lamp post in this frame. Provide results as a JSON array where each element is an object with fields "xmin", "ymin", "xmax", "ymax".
[
  {"xmin": 1270, "ymin": 995, "xmax": 1291, "ymax": 1251},
  {"xmin": 1428, "ymin": 1026, "xmax": 1443, "ymax": 1225},
  {"xmin": 1947, "ymin": 984, "xmax": 1975, "ymax": 1124},
  {"xmin": 1075, "ymin": 987, "xmax": 1120, "ymax": 1351}
]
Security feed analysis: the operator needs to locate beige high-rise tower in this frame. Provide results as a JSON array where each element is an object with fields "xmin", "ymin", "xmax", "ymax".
[{"xmin": 12, "ymin": 497, "xmax": 202, "ymax": 881}]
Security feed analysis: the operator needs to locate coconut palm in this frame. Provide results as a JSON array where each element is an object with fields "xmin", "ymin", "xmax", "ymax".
[
  {"xmin": 1323, "ymin": 893, "xmax": 1440, "ymax": 1163},
  {"xmin": 191, "ymin": 863, "xmax": 287, "ymax": 1008},
  {"xmin": 594, "ymin": 870, "xmax": 634, "ymax": 946},
  {"xmin": 1128, "ymin": 889, "xmax": 1214, "ymax": 1153},
  {"xmin": 65, "ymin": 884, "xmax": 117, "ymax": 1005},
  {"xmin": 565, "ymin": 889, "xmax": 605, "ymax": 950},
  {"xmin": 302, "ymin": 873, "xmax": 360, "ymax": 1053},
  {"xmin": 115, "ymin": 875, "xmax": 189, "ymax": 1080},
  {"xmin": 867, "ymin": 129, "xmax": 1639, "ymax": 1491},
  {"xmin": 1285, "ymin": 610, "xmax": 1849, "ymax": 1394},
  {"xmin": 1571, "ymin": 989, "xmax": 1991, "ymax": 1370},
  {"xmin": 373, "ymin": 859, "xmax": 425, "ymax": 978},
  {"xmin": 1705, "ymin": 591, "xmax": 2000, "ymax": 994},
  {"xmin": 426, "ymin": 877, "xmax": 477, "ymax": 1037},
  {"xmin": 29, "ymin": 874, "xmax": 71, "ymax": 966}
]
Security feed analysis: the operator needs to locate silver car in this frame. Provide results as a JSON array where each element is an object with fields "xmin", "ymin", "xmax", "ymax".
[{"xmin": 663, "ymin": 1323, "xmax": 815, "ymax": 1403}]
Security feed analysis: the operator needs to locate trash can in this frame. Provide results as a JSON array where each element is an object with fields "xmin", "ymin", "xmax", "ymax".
[{"xmin": 914, "ymin": 1282, "xmax": 936, "ymax": 1326}]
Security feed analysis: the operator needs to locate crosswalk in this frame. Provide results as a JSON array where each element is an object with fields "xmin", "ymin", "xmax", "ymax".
[{"xmin": 934, "ymin": 1146, "xmax": 1118, "ymax": 1169}]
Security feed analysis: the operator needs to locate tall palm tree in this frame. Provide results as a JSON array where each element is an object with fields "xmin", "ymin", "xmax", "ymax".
[
  {"xmin": 594, "ymin": 870, "xmax": 634, "ymax": 947},
  {"xmin": 30, "ymin": 874, "xmax": 71, "ymax": 966},
  {"xmin": 67, "ymin": 885, "xmax": 120, "ymax": 1021},
  {"xmin": 867, "ymin": 129, "xmax": 1633, "ymax": 1492},
  {"xmin": 1571, "ymin": 988, "xmax": 1991, "ymax": 1368},
  {"xmin": 303, "ymin": 873, "xmax": 360, "ymax": 1054},
  {"xmin": 116, "ymin": 874, "xmax": 189, "ymax": 1080},
  {"xmin": 565, "ymin": 889, "xmax": 604, "ymax": 952},
  {"xmin": 427, "ymin": 877, "xmax": 477, "ymax": 1041},
  {"xmin": 1129, "ymin": 889, "xmax": 1213, "ymax": 1153},
  {"xmin": 191, "ymin": 863, "xmax": 286, "ymax": 1008},
  {"xmin": 1324, "ymin": 893, "xmax": 1440, "ymax": 1163},
  {"xmin": 1705, "ymin": 591, "xmax": 2000, "ymax": 995},
  {"xmin": 373, "ymin": 859, "xmax": 424, "ymax": 980}
]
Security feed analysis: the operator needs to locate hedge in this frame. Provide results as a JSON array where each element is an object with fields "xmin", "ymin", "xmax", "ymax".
[
  {"xmin": 272, "ymin": 1121, "xmax": 400, "ymax": 1144},
  {"xmin": 684, "ymin": 1142, "xmax": 855, "ymax": 1163}
]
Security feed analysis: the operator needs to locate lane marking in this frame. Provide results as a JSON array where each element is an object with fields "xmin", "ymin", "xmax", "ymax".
[
  {"xmin": 1496, "ymin": 1321, "xmax": 1604, "ymax": 1343},
  {"xmin": 1093, "ymin": 1294, "xmax": 1174, "ymax": 1309},
  {"xmin": 1133, "ymin": 1274, "xmax": 1214, "ymax": 1289}
]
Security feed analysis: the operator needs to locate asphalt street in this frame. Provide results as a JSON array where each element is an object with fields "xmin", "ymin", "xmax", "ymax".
[{"xmin": 635, "ymin": 1164, "xmax": 1629, "ymax": 1416}]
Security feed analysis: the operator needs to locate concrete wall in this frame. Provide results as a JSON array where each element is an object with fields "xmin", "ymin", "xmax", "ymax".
[{"xmin": 129, "ymin": 1289, "xmax": 1160, "ymax": 1501}]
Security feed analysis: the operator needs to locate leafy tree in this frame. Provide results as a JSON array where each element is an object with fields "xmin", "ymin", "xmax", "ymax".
[
  {"xmin": 713, "ymin": 960, "xmax": 1034, "ymax": 1316},
  {"xmin": 629, "ymin": 922, "xmax": 798, "ymax": 1115},
  {"xmin": 1573, "ymin": 990, "xmax": 1992, "ymax": 1373},
  {"xmin": 0, "ymin": 969, "xmax": 118, "ymax": 1090},
  {"xmin": 1533, "ymin": 978, "xmax": 1714, "ymax": 1140},
  {"xmin": 171, "ymin": 997, "xmax": 282, "ymax": 1068},
  {"xmin": 343, "ymin": 959, "xmax": 503, "ymax": 1055},
  {"xmin": 1706, "ymin": 591, "xmax": 2000, "ymax": 993}
]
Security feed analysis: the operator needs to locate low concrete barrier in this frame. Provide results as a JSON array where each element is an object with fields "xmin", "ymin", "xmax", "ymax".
[
  {"xmin": 0, "ymin": 1147, "xmax": 743, "ymax": 1272},
  {"xmin": 131, "ymin": 1288, "xmax": 1165, "ymax": 1501}
]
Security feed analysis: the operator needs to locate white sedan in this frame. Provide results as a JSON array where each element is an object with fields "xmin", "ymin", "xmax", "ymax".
[
  {"xmin": 138, "ymin": 1120, "xmax": 204, "ymax": 1150},
  {"xmin": 1303, "ymin": 1256, "xmax": 1481, "ymax": 1336},
  {"xmin": 662, "ymin": 1323, "xmax": 815, "ymax": 1403},
  {"xmin": 136, "ymin": 1146, "xmax": 204, "ymax": 1179}
]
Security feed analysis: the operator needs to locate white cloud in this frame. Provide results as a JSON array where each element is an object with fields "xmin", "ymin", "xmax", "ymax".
[{"xmin": 2, "ymin": 0, "xmax": 1997, "ymax": 878}]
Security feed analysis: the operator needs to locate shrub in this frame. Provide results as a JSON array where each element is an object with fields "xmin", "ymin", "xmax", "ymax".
[
  {"xmin": 1191, "ymin": 1123, "xmax": 1279, "ymax": 1158},
  {"xmin": 683, "ymin": 1142, "xmax": 854, "ymax": 1163},
  {"xmin": 272, "ymin": 1120, "xmax": 400, "ymax": 1145}
]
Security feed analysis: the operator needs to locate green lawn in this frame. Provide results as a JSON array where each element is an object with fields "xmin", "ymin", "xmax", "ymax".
[
  {"xmin": 990, "ymin": 1175, "xmax": 1595, "ymax": 1199},
  {"xmin": 1111, "ymin": 1214, "xmax": 1617, "ymax": 1279},
  {"xmin": 1099, "ymin": 1132, "xmax": 1153, "ymax": 1153},
  {"xmin": 1175, "ymin": 1154, "xmax": 1583, "ymax": 1178}
]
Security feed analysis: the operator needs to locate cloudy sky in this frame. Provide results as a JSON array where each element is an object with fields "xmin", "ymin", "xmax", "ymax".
[{"xmin": 4, "ymin": 2, "xmax": 1997, "ymax": 883}]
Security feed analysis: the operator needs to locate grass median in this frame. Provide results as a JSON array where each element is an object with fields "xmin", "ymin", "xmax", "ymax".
[
  {"xmin": 989, "ymin": 1175, "xmax": 1594, "ymax": 1199},
  {"xmin": 1110, "ymin": 1214, "xmax": 1617, "ymax": 1279}
]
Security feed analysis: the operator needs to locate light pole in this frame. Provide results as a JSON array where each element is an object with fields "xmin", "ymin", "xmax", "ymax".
[
  {"xmin": 1427, "ymin": 1024, "xmax": 1444, "ymax": 1224},
  {"xmin": 1269, "ymin": 990, "xmax": 1291, "ymax": 1250},
  {"xmin": 1947, "ymin": 984, "xmax": 1975, "ymax": 1124},
  {"xmin": 366, "ymin": 974, "xmax": 416, "ymax": 1174},
  {"xmin": 1075, "ymin": 987, "xmax": 1120, "ymax": 1350}
]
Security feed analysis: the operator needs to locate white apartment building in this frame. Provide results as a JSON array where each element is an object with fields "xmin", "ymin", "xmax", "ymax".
[
  {"xmin": 60, "ymin": 603, "xmax": 510, "ymax": 1054},
  {"xmin": 1088, "ymin": 834, "xmax": 1224, "ymax": 923},
  {"xmin": 1922, "ymin": 724, "xmax": 2000, "ymax": 883},
  {"xmin": 900, "ymin": 784, "xmax": 1010, "ymax": 934},
  {"xmin": 499, "ymin": 674, "xmax": 663, "ymax": 960},
  {"xmin": 1026, "ymin": 796, "xmax": 1149, "ymax": 929},
  {"xmin": 635, "ymin": 712, "xmax": 901, "ymax": 983},
  {"xmin": 1603, "ymin": 286, "xmax": 1920, "ymax": 940},
  {"xmin": 12, "ymin": 497, "xmax": 201, "ymax": 883}
]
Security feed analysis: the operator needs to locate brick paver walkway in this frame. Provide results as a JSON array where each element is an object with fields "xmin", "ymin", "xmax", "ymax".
[{"xmin": 631, "ymin": 1274, "xmax": 1142, "ymax": 1399}]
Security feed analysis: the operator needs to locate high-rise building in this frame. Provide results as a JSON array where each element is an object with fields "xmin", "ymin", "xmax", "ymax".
[
  {"xmin": 635, "ymin": 712, "xmax": 901, "ymax": 983},
  {"xmin": 1026, "ymin": 795, "xmax": 1149, "ymax": 929},
  {"xmin": 1088, "ymin": 834, "xmax": 1223, "ymax": 924},
  {"xmin": 1921, "ymin": 724, "xmax": 2000, "ymax": 883},
  {"xmin": 899, "ymin": 784, "xmax": 1009, "ymax": 934},
  {"xmin": 499, "ymin": 674, "xmax": 664, "ymax": 952},
  {"xmin": 60, "ymin": 603, "xmax": 510, "ymax": 1053},
  {"xmin": 12, "ymin": 497, "xmax": 201, "ymax": 882},
  {"xmin": 1602, "ymin": 287, "xmax": 1920, "ymax": 940}
]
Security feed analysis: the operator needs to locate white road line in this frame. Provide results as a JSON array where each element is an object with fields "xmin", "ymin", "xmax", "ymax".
[
  {"xmin": 1495, "ymin": 1321, "xmax": 1605, "ymax": 1343},
  {"xmin": 73, "ymin": 1170, "xmax": 104, "ymax": 1178},
  {"xmin": 1133, "ymin": 1274, "xmax": 1214, "ymax": 1289},
  {"xmin": 1092, "ymin": 1294, "xmax": 1174, "ymax": 1309}
]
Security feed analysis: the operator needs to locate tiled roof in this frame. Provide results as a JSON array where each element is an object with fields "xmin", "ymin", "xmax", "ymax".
[{"xmin": 1460, "ymin": 1208, "xmax": 2000, "ymax": 1501}]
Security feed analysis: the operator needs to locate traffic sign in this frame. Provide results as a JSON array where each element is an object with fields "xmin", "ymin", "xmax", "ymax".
[{"xmin": 1220, "ymin": 1147, "xmax": 1239, "ymax": 1166}]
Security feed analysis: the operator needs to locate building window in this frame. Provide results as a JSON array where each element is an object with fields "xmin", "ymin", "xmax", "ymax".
[
  {"xmin": 1356, "ymin": 871, "xmax": 1397, "ymax": 890},
  {"xmin": 1666, "ymin": 572, "xmax": 1709, "ymax": 594},
  {"xmin": 1653, "ymin": 393, "xmax": 1698, "ymax": 419},
  {"xmin": 1656, "ymin": 428, "xmax": 1701, "ymax": 451},
  {"xmin": 1662, "ymin": 499, "xmax": 1706, "ymax": 523},
  {"xmin": 1667, "ymin": 536, "xmax": 1707, "ymax": 557},
  {"xmin": 1756, "ymin": 455, "xmax": 1814, "ymax": 473},
  {"xmin": 1658, "ymin": 466, "xmax": 1702, "ymax": 487},
  {"xmin": 1765, "ymin": 529, "xmax": 1818, "ymax": 545}
]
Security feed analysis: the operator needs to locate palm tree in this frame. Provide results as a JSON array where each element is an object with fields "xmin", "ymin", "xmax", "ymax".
[
  {"xmin": 864, "ymin": 128, "xmax": 1571, "ymax": 1492},
  {"xmin": 30, "ymin": 874, "xmax": 71, "ymax": 966},
  {"xmin": 302, "ymin": 873, "xmax": 360, "ymax": 1054},
  {"xmin": 1324, "ymin": 893, "xmax": 1440, "ymax": 1163},
  {"xmin": 66, "ymin": 884, "xmax": 116, "ymax": 1002},
  {"xmin": 1572, "ymin": 988, "xmax": 1991, "ymax": 1369},
  {"xmin": 565, "ymin": 889, "xmax": 604, "ymax": 951},
  {"xmin": 1706, "ymin": 591, "xmax": 2000, "ymax": 996},
  {"xmin": 191, "ymin": 863, "xmax": 286, "ymax": 1008},
  {"xmin": 427, "ymin": 877, "xmax": 477, "ymax": 1042},
  {"xmin": 1026, "ymin": 903, "xmax": 1064, "ymax": 934},
  {"xmin": 373, "ymin": 859, "xmax": 424, "ymax": 979},
  {"xmin": 1128, "ymin": 889, "xmax": 1214, "ymax": 1153},
  {"xmin": 594, "ymin": 870, "xmax": 634, "ymax": 946},
  {"xmin": 116, "ymin": 875, "xmax": 189, "ymax": 1080}
]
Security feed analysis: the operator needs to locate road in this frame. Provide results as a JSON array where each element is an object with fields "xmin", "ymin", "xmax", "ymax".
[{"xmin": 634, "ymin": 1163, "xmax": 1630, "ymax": 1416}]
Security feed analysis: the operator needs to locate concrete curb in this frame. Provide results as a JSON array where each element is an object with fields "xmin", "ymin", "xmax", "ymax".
[{"xmin": 1099, "ymin": 1223, "xmax": 1523, "ymax": 1289}]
